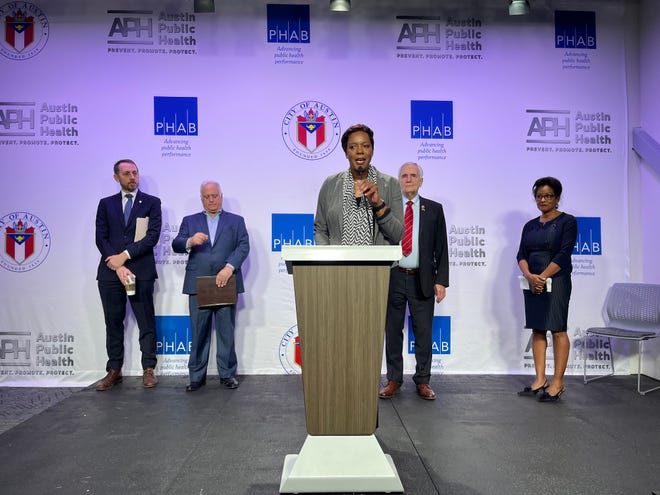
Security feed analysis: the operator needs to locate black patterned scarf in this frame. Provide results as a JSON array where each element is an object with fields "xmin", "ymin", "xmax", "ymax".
[{"xmin": 340, "ymin": 166, "xmax": 378, "ymax": 245}]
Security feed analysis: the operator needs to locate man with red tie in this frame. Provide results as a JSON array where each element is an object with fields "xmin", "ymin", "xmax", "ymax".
[
  {"xmin": 94, "ymin": 159, "xmax": 162, "ymax": 391},
  {"xmin": 379, "ymin": 162, "xmax": 449, "ymax": 400}
]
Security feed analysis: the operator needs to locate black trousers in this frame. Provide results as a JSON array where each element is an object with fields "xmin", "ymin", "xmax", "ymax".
[
  {"xmin": 384, "ymin": 268, "xmax": 435, "ymax": 385},
  {"xmin": 98, "ymin": 279, "xmax": 157, "ymax": 371}
]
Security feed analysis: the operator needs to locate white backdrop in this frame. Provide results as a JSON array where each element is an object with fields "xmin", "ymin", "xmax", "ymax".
[{"xmin": 0, "ymin": 0, "xmax": 630, "ymax": 385}]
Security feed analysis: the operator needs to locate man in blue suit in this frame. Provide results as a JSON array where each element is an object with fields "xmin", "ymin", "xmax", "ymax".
[
  {"xmin": 172, "ymin": 181, "xmax": 250, "ymax": 391},
  {"xmin": 95, "ymin": 159, "xmax": 162, "ymax": 391},
  {"xmin": 379, "ymin": 162, "xmax": 449, "ymax": 400}
]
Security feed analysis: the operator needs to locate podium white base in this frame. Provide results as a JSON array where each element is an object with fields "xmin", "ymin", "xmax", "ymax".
[{"xmin": 279, "ymin": 434, "xmax": 404, "ymax": 493}]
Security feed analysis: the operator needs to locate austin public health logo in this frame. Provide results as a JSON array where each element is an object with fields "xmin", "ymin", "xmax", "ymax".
[
  {"xmin": 281, "ymin": 100, "xmax": 340, "ymax": 160},
  {"xmin": 410, "ymin": 100, "xmax": 453, "ymax": 139},
  {"xmin": 408, "ymin": 316, "xmax": 451, "ymax": 355},
  {"xmin": 555, "ymin": 10, "xmax": 596, "ymax": 49},
  {"xmin": 272, "ymin": 213, "xmax": 314, "ymax": 252},
  {"xmin": 279, "ymin": 325, "xmax": 301, "ymax": 374},
  {"xmin": 267, "ymin": 4, "xmax": 310, "ymax": 44},
  {"xmin": 154, "ymin": 96, "xmax": 198, "ymax": 136},
  {"xmin": 574, "ymin": 217, "xmax": 601, "ymax": 256},
  {"xmin": 0, "ymin": 2, "xmax": 49, "ymax": 60},
  {"xmin": 0, "ymin": 212, "xmax": 51, "ymax": 272}
]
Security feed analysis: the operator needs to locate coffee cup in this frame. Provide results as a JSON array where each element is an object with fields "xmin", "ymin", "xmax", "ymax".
[{"xmin": 125, "ymin": 274, "xmax": 136, "ymax": 296}]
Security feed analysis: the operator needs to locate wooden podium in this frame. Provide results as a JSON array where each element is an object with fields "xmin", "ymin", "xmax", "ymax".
[{"xmin": 279, "ymin": 245, "xmax": 404, "ymax": 493}]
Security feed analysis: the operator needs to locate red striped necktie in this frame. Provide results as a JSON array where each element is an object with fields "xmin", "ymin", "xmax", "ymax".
[{"xmin": 402, "ymin": 200, "xmax": 413, "ymax": 256}]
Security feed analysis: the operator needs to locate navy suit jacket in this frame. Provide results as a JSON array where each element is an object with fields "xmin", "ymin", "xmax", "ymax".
[
  {"xmin": 417, "ymin": 196, "xmax": 449, "ymax": 299},
  {"xmin": 172, "ymin": 210, "xmax": 250, "ymax": 294},
  {"xmin": 95, "ymin": 190, "xmax": 162, "ymax": 282}
]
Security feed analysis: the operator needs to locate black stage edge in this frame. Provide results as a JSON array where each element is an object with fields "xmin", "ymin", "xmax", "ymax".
[{"xmin": 1, "ymin": 375, "xmax": 660, "ymax": 495}]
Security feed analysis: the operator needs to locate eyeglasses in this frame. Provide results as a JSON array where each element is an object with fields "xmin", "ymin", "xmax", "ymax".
[
  {"xmin": 535, "ymin": 193, "xmax": 555, "ymax": 201},
  {"xmin": 202, "ymin": 194, "xmax": 220, "ymax": 201}
]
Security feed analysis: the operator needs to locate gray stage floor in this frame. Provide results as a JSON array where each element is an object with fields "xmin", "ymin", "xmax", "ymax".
[{"xmin": 1, "ymin": 374, "xmax": 659, "ymax": 495}]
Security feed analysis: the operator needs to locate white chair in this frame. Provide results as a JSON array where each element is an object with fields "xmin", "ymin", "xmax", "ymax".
[{"xmin": 583, "ymin": 283, "xmax": 660, "ymax": 395}]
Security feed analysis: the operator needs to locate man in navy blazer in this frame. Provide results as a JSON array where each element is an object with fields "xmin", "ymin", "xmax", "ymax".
[
  {"xmin": 380, "ymin": 162, "xmax": 449, "ymax": 400},
  {"xmin": 172, "ymin": 181, "xmax": 250, "ymax": 391},
  {"xmin": 95, "ymin": 159, "xmax": 162, "ymax": 391}
]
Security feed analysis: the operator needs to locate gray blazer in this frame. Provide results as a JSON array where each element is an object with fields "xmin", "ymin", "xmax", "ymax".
[{"xmin": 314, "ymin": 167, "xmax": 404, "ymax": 245}]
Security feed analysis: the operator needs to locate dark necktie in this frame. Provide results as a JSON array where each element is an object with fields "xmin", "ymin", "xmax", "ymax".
[
  {"xmin": 402, "ymin": 200, "xmax": 413, "ymax": 257},
  {"xmin": 124, "ymin": 194, "xmax": 133, "ymax": 224}
]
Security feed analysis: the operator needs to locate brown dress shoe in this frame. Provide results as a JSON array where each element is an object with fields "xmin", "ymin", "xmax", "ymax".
[
  {"xmin": 143, "ymin": 368, "xmax": 158, "ymax": 388},
  {"xmin": 378, "ymin": 380, "xmax": 401, "ymax": 399},
  {"xmin": 417, "ymin": 383, "xmax": 436, "ymax": 400},
  {"xmin": 95, "ymin": 369, "xmax": 122, "ymax": 391}
]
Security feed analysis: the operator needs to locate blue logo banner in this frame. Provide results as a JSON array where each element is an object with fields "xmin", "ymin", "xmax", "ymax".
[
  {"xmin": 410, "ymin": 100, "xmax": 453, "ymax": 139},
  {"xmin": 574, "ymin": 217, "xmax": 602, "ymax": 255},
  {"xmin": 155, "ymin": 316, "xmax": 191, "ymax": 355},
  {"xmin": 154, "ymin": 96, "xmax": 198, "ymax": 135},
  {"xmin": 272, "ymin": 213, "xmax": 314, "ymax": 252},
  {"xmin": 408, "ymin": 315, "xmax": 451, "ymax": 355}
]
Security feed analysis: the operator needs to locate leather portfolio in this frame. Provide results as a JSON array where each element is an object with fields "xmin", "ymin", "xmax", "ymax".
[{"xmin": 196, "ymin": 276, "xmax": 237, "ymax": 308}]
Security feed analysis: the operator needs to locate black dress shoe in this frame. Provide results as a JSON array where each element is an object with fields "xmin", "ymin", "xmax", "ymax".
[
  {"xmin": 517, "ymin": 380, "xmax": 548, "ymax": 397},
  {"xmin": 538, "ymin": 386, "xmax": 565, "ymax": 402},
  {"xmin": 186, "ymin": 380, "xmax": 206, "ymax": 392},
  {"xmin": 221, "ymin": 377, "xmax": 239, "ymax": 389}
]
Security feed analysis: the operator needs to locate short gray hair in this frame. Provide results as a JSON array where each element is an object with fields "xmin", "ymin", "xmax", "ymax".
[
  {"xmin": 398, "ymin": 162, "xmax": 423, "ymax": 178},
  {"xmin": 200, "ymin": 180, "xmax": 222, "ymax": 195}
]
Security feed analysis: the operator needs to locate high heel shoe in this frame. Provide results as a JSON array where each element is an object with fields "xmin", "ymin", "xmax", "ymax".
[
  {"xmin": 517, "ymin": 380, "xmax": 548, "ymax": 397},
  {"xmin": 538, "ymin": 386, "xmax": 565, "ymax": 402}
]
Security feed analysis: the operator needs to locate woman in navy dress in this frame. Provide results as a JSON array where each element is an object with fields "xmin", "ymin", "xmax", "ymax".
[{"xmin": 516, "ymin": 177, "xmax": 577, "ymax": 402}]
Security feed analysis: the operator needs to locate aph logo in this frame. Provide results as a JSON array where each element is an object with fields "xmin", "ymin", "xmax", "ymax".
[
  {"xmin": 408, "ymin": 316, "xmax": 451, "ymax": 355},
  {"xmin": 281, "ymin": 100, "xmax": 340, "ymax": 160},
  {"xmin": 410, "ymin": 100, "xmax": 453, "ymax": 139},
  {"xmin": 155, "ymin": 316, "xmax": 191, "ymax": 355},
  {"xmin": 0, "ymin": 331, "xmax": 31, "ymax": 367},
  {"xmin": 396, "ymin": 16, "xmax": 442, "ymax": 49},
  {"xmin": 526, "ymin": 109, "xmax": 570, "ymax": 144},
  {"xmin": 154, "ymin": 97, "xmax": 198, "ymax": 136},
  {"xmin": 555, "ymin": 11, "xmax": 596, "ymax": 49},
  {"xmin": 0, "ymin": 212, "xmax": 51, "ymax": 272},
  {"xmin": 0, "ymin": 2, "xmax": 49, "ymax": 60},
  {"xmin": 107, "ymin": 9, "xmax": 154, "ymax": 46},
  {"xmin": 272, "ymin": 214, "xmax": 314, "ymax": 252},
  {"xmin": 267, "ymin": 4, "xmax": 310, "ymax": 44},
  {"xmin": 0, "ymin": 102, "xmax": 35, "ymax": 136},
  {"xmin": 574, "ymin": 217, "xmax": 601, "ymax": 256}
]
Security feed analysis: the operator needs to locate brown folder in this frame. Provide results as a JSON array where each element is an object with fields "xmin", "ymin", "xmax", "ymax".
[{"xmin": 195, "ymin": 275, "xmax": 237, "ymax": 308}]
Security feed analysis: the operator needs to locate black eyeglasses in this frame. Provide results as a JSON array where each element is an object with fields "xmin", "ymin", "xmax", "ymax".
[{"xmin": 535, "ymin": 194, "xmax": 555, "ymax": 201}]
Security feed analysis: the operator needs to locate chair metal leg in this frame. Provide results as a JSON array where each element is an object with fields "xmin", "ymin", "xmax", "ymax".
[
  {"xmin": 637, "ymin": 340, "xmax": 660, "ymax": 396},
  {"xmin": 583, "ymin": 335, "xmax": 615, "ymax": 384}
]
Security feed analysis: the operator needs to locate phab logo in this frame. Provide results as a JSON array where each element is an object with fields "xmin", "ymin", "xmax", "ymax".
[
  {"xmin": 408, "ymin": 316, "xmax": 451, "ymax": 355},
  {"xmin": 574, "ymin": 217, "xmax": 601, "ymax": 256},
  {"xmin": 267, "ymin": 4, "xmax": 310, "ymax": 44},
  {"xmin": 154, "ymin": 96, "xmax": 198, "ymax": 136},
  {"xmin": 272, "ymin": 213, "xmax": 314, "ymax": 252},
  {"xmin": 526, "ymin": 109, "xmax": 571, "ymax": 144},
  {"xmin": 0, "ymin": 212, "xmax": 50, "ymax": 272},
  {"xmin": 410, "ymin": 100, "xmax": 453, "ymax": 139},
  {"xmin": 281, "ymin": 100, "xmax": 341, "ymax": 160},
  {"xmin": 279, "ymin": 325, "xmax": 301, "ymax": 374},
  {"xmin": 555, "ymin": 11, "xmax": 596, "ymax": 49},
  {"xmin": 0, "ymin": 2, "xmax": 49, "ymax": 60},
  {"xmin": 0, "ymin": 101, "xmax": 35, "ymax": 136},
  {"xmin": 155, "ymin": 316, "xmax": 191, "ymax": 355}
]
